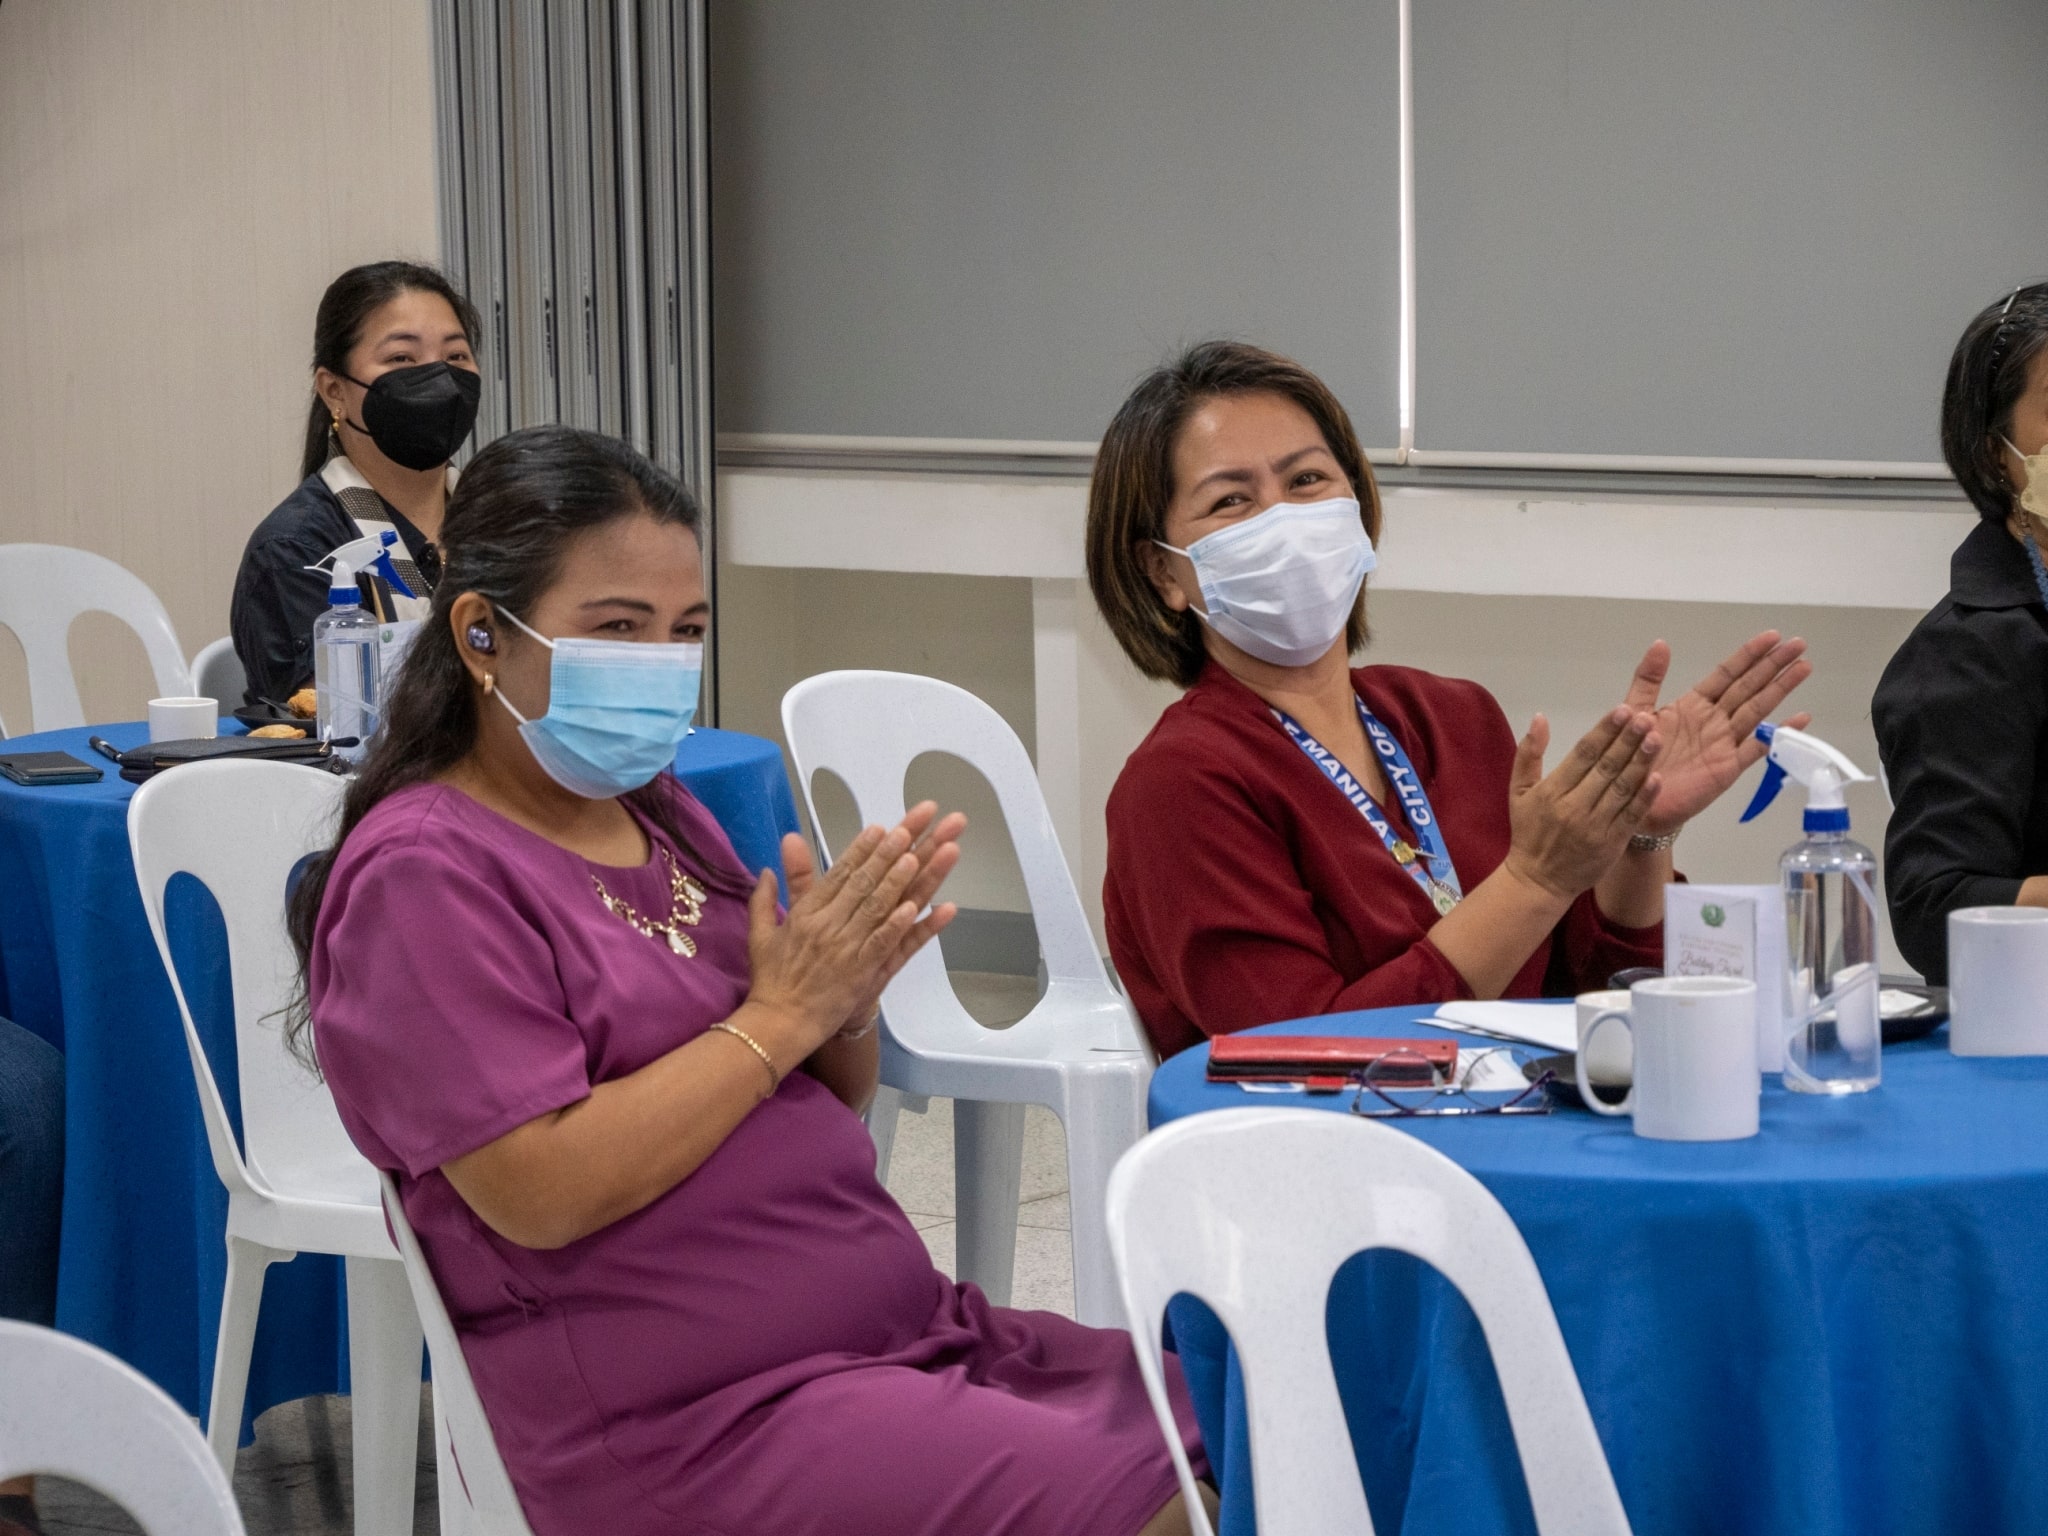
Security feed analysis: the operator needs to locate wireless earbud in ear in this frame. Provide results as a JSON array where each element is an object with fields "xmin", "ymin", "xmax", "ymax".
[{"xmin": 466, "ymin": 625, "xmax": 495, "ymax": 653}]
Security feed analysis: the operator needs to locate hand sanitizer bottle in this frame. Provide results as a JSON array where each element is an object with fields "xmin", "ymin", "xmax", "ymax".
[
  {"xmin": 1740, "ymin": 724, "xmax": 1881, "ymax": 1093},
  {"xmin": 313, "ymin": 561, "xmax": 380, "ymax": 763}
]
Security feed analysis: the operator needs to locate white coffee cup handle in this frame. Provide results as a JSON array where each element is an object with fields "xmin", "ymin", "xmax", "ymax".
[{"xmin": 1575, "ymin": 1009, "xmax": 1635, "ymax": 1116}]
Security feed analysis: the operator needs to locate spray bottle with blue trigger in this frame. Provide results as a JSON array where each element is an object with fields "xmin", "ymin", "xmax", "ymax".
[
  {"xmin": 304, "ymin": 529, "xmax": 418, "ymax": 602},
  {"xmin": 1740, "ymin": 723, "xmax": 1883, "ymax": 1094}
]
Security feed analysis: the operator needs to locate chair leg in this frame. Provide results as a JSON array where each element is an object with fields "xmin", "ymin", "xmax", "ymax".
[
  {"xmin": 953, "ymin": 1098, "xmax": 1026, "ymax": 1308},
  {"xmin": 865, "ymin": 1084, "xmax": 905, "ymax": 1184},
  {"xmin": 344, "ymin": 1255, "xmax": 424, "ymax": 1536},
  {"xmin": 207, "ymin": 1236, "xmax": 287, "ymax": 1477},
  {"xmin": 1060, "ymin": 1068, "xmax": 1151, "ymax": 1329},
  {"xmin": 425, "ymin": 1388, "xmax": 476, "ymax": 1536}
]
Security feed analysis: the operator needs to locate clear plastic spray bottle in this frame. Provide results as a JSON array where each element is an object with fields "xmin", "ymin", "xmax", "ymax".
[
  {"xmin": 313, "ymin": 561, "xmax": 380, "ymax": 763},
  {"xmin": 1740, "ymin": 724, "xmax": 1881, "ymax": 1093}
]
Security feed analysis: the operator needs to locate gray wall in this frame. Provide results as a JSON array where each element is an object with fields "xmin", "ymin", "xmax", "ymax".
[
  {"xmin": 712, "ymin": 0, "xmax": 2048, "ymax": 465},
  {"xmin": 711, "ymin": 0, "xmax": 1402, "ymax": 446},
  {"xmin": 1414, "ymin": 0, "xmax": 2048, "ymax": 463}
]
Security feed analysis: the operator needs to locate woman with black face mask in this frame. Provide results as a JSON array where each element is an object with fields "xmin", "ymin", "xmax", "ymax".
[{"xmin": 229, "ymin": 260, "xmax": 484, "ymax": 709}]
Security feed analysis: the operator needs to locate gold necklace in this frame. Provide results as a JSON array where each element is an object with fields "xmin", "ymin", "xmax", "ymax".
[{"xmin": 591, "ymin": 845, "xmax": 708, "ymax": 957}]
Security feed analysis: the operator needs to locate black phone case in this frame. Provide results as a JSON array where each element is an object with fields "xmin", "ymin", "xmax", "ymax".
[{"xmin": 0, "ymin": 751, "xmax": 105, "ymax": 785}]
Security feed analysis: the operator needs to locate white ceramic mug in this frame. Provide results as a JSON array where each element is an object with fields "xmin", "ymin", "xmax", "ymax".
[
  {"xmin": 147, "ymin": 696, "xmax": 218, "ymax": 743},
  {"xmin": 1576, "ymin": 976, "xmax": 1760, "ymax": 1141},
  {"xmin": 1948, "ymin": 907, "xmax": 2048, "ymax": 1057},
  {"xmin": 1575, "ymin": 989, "xmax": 1634, "ymax": 1086}
]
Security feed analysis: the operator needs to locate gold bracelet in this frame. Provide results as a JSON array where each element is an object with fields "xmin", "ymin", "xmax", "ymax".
[
  {"xmin": 709, "ymin": 1021, "xmax": 780, "ymax": 1096},
  {"xmin": 1628, "ymin": 831, "xmax": 1681, "ymax": 853}
]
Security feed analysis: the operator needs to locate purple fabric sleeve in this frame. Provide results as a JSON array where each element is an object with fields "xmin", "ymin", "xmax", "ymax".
[{"xmin": 313, "ymin": 841, "xmax": 593, "ymax": 1177}]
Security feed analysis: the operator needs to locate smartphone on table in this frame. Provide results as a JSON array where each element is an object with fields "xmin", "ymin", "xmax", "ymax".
[{"xmin": 0, "ymin": 750, "xmax": 106, "ymax": 786}]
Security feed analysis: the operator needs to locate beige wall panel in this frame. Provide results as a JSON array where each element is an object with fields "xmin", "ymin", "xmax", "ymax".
[
  {"xmin": 0, "ymin": 0, "xmax": 437, "ymax": 730},
  {"xmin": 714, "ymin": 555, "xmax": 1041, "ymax": 914}
]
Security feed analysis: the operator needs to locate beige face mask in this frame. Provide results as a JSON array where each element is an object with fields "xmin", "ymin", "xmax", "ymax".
[{"xmin": 2001, "ymin": 436, "xmax": 2048, "ymax": 528}]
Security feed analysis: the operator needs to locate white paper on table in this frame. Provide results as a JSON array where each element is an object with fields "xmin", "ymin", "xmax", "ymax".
[
  {"xmin": 1429, "ymin": 1001, "xmax": 1578, "ymax": 1054},
  {"xmin": 1879, "ymin": 988, "xmax": 1938, "ymax": 1020},
  {"xmin": 1668, "ymin": 883, "xmax": 1786, "ymax": 1072}
]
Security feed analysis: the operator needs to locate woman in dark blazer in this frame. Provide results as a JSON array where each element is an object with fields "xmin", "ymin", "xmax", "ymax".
[
  {"xmin": 1874, "ymin": 283, "xmax": 2048, "ymax": 983},
  {"xmin": 230, "ymin": 261, "xmax": 482, "ymax": 708}
]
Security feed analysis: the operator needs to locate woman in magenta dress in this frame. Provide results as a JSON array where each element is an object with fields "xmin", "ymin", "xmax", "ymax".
[{"xmin": 290, "ymin": 425, "xmax": 1208, "ymax": 1535}]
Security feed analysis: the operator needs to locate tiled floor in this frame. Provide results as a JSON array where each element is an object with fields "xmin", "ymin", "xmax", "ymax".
[
  {"xmin": 36, "ymin": 972, "xmax": 1067, "ymax": 1535},
  {"xmin": 37, "ymin": 1388, "xmax": 441, "ymax": 1536}
]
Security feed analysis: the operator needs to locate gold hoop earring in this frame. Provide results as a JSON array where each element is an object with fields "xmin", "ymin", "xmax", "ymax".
[{"xmin": 482, "ymin": 670, "xmax": 495, "ymax": 696}]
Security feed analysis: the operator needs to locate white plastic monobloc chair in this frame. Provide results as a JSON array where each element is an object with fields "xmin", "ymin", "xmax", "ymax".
[
  {"xmin": 129, "ymin": 760, "xmax": 422, "ymax": 1536},
  {"xmin": 191, "ymin": 636, "xmax": 247, "ymax": 711},
  {"xmin": 0, "ymin": 543, "xmax": 193, "ymax": 733},
  {"xmin": 0, "ymin": 1319, "xmax": 247, "ymax": 1535},
  {"xmin": 1108, "ymin": 1108, "xmax": 1633, "ymax": 1536},
  {"xmin": 379, "ymin": 1174, "xmax": 536, "ymax": 1536},
  {"xmin": 782, "ymin": 671, "xmax": 1152, "ymax": 1327}
]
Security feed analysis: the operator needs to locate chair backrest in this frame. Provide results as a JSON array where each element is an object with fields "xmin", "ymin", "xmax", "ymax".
[
  {"xmin": 128, "ymin": 760, "xmax": 362, "ymax": 1206},
  {"xmin": 379, "ymin": 1174, "xmax": 535, "ymax": 1535},
  {"xmin": 191, "ymin": 636, "xmax": 247, "ymax": 711},
  {"xmin": 0, "ymin": 1319, "xmax": 246, "ymax": 1534},
  {"xmin": 1108, "ymin": 1109, "xmax": 1632, "ymax": 1536},
  {"xmin": 781, "ymin": 670, "xmax": 1146, "ymax": 1056},
  {"xmin": 0, "ymin": 543, "xmax": 193, "ymax": 731}
]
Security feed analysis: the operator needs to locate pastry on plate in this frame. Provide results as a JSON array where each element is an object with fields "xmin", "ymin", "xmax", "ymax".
[
  {"xmin": 286, "ymin": 688, "xmax": 318, "ymax": 719},
  {"xmin": 248, "ymin": 724, "xmax": 308, "ymax": 739}
]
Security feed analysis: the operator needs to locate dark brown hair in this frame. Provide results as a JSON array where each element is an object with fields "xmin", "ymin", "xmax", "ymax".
[
  {"xmin": 1943, "ymin": 281, "xmax": 2048, "ymax": 524},
  {"xmin": 283, "ymin": 424, "xmax": 736, "ymax": 1070},
  {"xmin": 1086, "ymin": 340, "xmax": 1382, "ymax": 688},
  {"xmin": 300, "ymin": 261, "xmax": 483, "ymax": 479}
]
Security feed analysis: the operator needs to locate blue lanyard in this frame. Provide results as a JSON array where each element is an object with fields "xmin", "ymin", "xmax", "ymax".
[
  {"xmin": 2026, "ymin": 530, "xmax": 2048, "ymax": 611},
  {"xmin": 1272, "ymin": 700, "xmax": 1464, "ymax": 915}
]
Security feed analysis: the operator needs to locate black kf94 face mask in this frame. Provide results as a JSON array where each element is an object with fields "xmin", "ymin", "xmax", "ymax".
[{"xmin": 342, "ymin": 361, "xmax": 483, "ymax": 471}]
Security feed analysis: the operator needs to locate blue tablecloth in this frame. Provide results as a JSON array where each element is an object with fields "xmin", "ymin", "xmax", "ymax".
[
  {"xmin": 0, "ymin": 720, "xmax": 799, "ymax": 1428},
  {"xmin": 1149, "ymin": 1007, "xmax": 2048, "ymax": 1536}
]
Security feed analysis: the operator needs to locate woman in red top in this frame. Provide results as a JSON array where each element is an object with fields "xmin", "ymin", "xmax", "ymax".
[{"xmin": 1088, "ymin": 343, "xmax": 1814, "ymax": 1058}]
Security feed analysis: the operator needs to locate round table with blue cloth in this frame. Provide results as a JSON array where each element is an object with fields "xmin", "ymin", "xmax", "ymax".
[
  {"xmin": 0, "ymin": 719, "xmax": 800, "ymax": 1433},
  {"xmin": 1148, "ymin": 1005, "xmax": 2048, "ymax": 1536}
]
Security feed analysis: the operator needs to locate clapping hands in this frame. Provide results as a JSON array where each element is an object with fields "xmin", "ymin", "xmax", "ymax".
[
  {"xmin": 1620, "ymin": 633, "xmax": 1813, "ymax": 837},
  {"xmin": 1502, "ymin": 630, "xmax": 1813, "ymax": 903},
  {"xmin": 746, "ymin": 802, "xmax": 965, "ymax": 1051}
]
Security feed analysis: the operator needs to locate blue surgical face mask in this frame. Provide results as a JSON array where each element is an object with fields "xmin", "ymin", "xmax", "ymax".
[{"xmin": 492, "ymin": 608, "xmax": 702, "ymax": 799}]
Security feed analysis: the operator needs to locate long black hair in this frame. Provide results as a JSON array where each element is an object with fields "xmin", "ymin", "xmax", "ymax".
[
  {"xmin": 284, "ymin": 424, "xmax": 737, "ymax": 1070},
  {"xmin": 1942, "ymin": 281, "xmax": 2048, "ymax": 524},
  {"xmin": 300, "ymin": 261, "xmax": 484, "ymax": 480}
]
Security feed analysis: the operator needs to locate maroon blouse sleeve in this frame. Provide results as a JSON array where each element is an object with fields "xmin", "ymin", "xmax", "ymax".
[
  {"xmin": 1107, "ymin": 749, "xmax": 1474, "ymax": 1048},
  {"xmin": 1546, "ymin": 887, "xmax": 1667, "ymax": 996}
]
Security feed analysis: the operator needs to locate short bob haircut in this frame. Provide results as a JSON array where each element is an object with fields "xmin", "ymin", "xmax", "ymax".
[
  {"xmin": 1086, "ymin": 340, "xmax": 1382, "ymax": 688},
  {"xmin": 1943, "ymin": 280, "xmax": 2048, "ymax": 524}
]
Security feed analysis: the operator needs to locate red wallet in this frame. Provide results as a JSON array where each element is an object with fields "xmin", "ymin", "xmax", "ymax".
[{"xmin": 1206, "ymin": 1035, "xmax": 1459, "ymax": 1092}]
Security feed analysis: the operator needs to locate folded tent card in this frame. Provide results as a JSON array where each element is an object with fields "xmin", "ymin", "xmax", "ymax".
[{"xmin": 1666, "ymin": 885, "xmax": 1785, "ymax": 1072}]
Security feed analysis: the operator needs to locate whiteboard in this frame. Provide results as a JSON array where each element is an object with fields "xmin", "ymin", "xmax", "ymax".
[
  {"xmin": 711, "ymin": 0, "xmax": 1404, "ymax": 449},
  {"xmin": 1411, "ymin": 0, "xmax": 2048, "ymax": 466}
]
